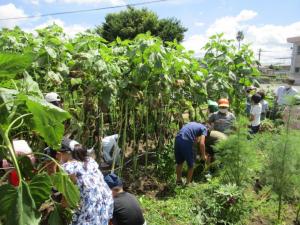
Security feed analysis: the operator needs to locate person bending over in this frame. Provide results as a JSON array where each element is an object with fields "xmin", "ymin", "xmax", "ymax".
[{"xmin": 175, "ymin": 122, "xmax": 208, "ymax": 184}]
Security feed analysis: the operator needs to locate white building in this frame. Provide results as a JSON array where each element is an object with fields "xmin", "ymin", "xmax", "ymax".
[{"xmin": 287, "ymin": 36, "xmax": 300, "ymax": 83}]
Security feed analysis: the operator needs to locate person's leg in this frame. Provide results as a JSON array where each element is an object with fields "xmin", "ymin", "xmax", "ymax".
[
  {"xmin": 174, "ymin": 137, "xmax": 184, "ymax": 183},
  {"xmin": 186, "ymin": 166, "xmax": 194, "ymax": 184},
  {"xmin": 176, "ymin": 163, "xmax": 184, "ymax": 183},
  {"xmin": 185, "ymin": 141, "xmax": 195, "ymax": 183}
]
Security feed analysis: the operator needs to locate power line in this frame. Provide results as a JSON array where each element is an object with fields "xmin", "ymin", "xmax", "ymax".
[{"xmin": 0, "ymin": 0, "xmax": 169, "ymax": 21}]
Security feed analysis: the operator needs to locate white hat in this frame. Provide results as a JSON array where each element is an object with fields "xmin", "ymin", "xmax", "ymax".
[{"xmin": 45, "ymin": 92, "xmax": 61, "ymax": 103}]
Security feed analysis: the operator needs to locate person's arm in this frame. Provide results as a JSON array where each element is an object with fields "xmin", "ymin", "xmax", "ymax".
[
  {"xmin": 197, "ymin": 135, "xmax": 206, "ymax": 160},
  {"xmin": 265, "ymin": 101, "xmax": 269, "ymax": 111},
  {"xmin": 249, "ymin": 114, "xmax": 255, "ymax": 121},
  {"xmin": 249, "ymin": 106, "xmax": 255, "ymax": 121}
]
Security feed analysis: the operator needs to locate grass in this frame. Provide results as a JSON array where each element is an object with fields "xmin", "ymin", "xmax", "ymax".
[
  {"xmin": 139, "ymin": 183, "xmax": 205, "ymax": 225},
  {"xmin": 138, "ymin": 181, "xmax": 298, "ymax": 225}
]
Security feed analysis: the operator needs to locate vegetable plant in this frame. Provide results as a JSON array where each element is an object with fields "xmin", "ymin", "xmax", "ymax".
[{"xmin": 0, "ymin": 52, "xmax": 79, "ymax": 225}]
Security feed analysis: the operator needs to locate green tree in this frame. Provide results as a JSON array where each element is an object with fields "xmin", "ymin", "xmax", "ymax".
[
  {"xmin": 154, "ymin": 18, "xmax": 187, "ymax": 42},
  {"xmin": 97, "ymin": 7, "xmax": 187, "ymax": 42}
]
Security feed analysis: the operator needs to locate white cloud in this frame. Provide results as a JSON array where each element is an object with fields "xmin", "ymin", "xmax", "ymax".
[
  {"xmin": 0, "ymin": 3, "xmax": 27, "ymax": 28},
  {"xmin": 194, "ymin": 22, "xmax": 205, "ymax": 27},
  {"xmin": 33, "ymin": 19, "xmax": 89, "ymax": 37},
  {"xmin": 182, "ymin": 35, "xmax": 207, "ymax": 52},
  {"xmin": 236, "ymin": 10, "xmax": 257, "ymax": 21},
  {"xmin": 206, "ymin": 9, "xmax": 257, "ymax": 38},
  {"xmin": 183, "ymin": 9, "xmax": 300, "ymax": 65}
]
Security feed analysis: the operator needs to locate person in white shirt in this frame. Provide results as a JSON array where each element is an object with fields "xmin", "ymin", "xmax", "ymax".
[
  {"xmin": 102, "ymin": 134, "xmax": 121, "ymax": 165},
  {"xmin": 249, "ymin": 94, "xmax": 262, "ymax": 134},
  {"xmin": 275, "ymin": 79, "xmax": 298, "ymax": 106},
  {"xmin": 257, "ymin": 91, "xmax": 269, "ymax": 120}
]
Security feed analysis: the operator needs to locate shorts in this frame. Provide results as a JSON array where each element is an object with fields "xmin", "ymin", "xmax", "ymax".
[{"xmin": 174, "ymin": 136, "xmax": 194, "ymax": 168}]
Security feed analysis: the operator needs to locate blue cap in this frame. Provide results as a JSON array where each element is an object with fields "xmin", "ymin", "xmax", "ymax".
[{"xmin": 104, "ymin": 173, "xmax": 123, "ymax": 189}]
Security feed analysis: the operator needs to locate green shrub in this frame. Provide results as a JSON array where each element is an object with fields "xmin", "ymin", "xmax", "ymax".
[
  {"xmin": 155, "ymin": 141, "xmax": 175, "ymax": 182},
  {"xmin": 195, "ymin": 180, "xmax": 249, "ymax": 225},
  {"xmin": 214, "ymin": 118, "xmax": 261, "ymax": 186},
  {"xmin": 259, "ymin": 130, "xmax": 300, "ymax": 221}
]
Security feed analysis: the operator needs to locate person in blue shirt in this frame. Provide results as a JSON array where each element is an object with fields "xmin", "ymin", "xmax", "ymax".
[{"xmin": 175, "ymin": 122, "xmax": 208, "ymax": 184}]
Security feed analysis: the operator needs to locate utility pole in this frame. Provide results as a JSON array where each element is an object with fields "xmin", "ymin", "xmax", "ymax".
[
  {"xmin": 236, "ymin": 31, "xmax": 244, "ymax": 50},
  {"xmin": 258, "ymin": 48, "xmax": 262, "ymax": 63},
  {"xmin": 258, "ymin": 48, "xmax": 262, "ymax": 69}
]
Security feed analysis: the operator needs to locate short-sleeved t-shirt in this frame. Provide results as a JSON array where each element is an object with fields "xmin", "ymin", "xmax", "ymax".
[
  {"xmin": 112, "ymin": 192, "xmax": 145, "ymax": 225},
  {"xmin": 261, "ymin": 100, "xmax": 269, "ymax": 114},
  {"xmin": 208, "ymin": 111, "xmax": 235, "ymax": 133},
  {"xmin": 250, "ymin": 103, "xmax": 262, "ymax": 126},
  {"xmin": 62, "ymin": 158, "xmax": 113, "ymax": 225},
  {"xmin": 276, "ymin": 86, "xmax": 298, "ymax": 106},
  {"xmin": 176, "ymin": 122, "xmax": 207, "ymax": 143}
]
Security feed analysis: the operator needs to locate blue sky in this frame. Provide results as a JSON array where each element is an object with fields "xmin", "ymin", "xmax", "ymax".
[{"xmin": 0, "ymin": 0, "xmax": 300, "ymax": 64}]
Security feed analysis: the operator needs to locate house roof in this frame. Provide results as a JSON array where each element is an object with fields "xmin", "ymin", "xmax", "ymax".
[{"xmin": 287, "ymin": 36, "xmax": 300, "ymax": 43}]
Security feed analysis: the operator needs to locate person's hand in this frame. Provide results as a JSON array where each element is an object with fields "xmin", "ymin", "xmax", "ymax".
[
  {"xmin": 204, "ymin": 154, "xmax": 209, "ymax": 162},
  {"xmin": 201, "ymin": 153, "xmax": 208, "ymax": 161}
]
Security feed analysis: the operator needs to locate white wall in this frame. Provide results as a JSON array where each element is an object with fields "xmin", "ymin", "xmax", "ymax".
[{"xmin": 290, "ymin": 43, "xmax": 300, "ymax": 83}]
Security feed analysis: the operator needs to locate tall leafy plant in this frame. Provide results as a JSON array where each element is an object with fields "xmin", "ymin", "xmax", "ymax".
[
  {"xmin": 201, "ymin": 34, "xmax": 260, "ymax": 115},
  {"xmin": 0, "ymin": 53, "xmax": 79, "ymax": 225}
]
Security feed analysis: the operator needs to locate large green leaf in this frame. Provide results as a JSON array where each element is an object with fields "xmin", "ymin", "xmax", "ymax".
[
  {"xmin": 0, "ymin": 52, "xmax": 34, "ymax": 80},
  {"xmin": 20, "ymin": 95, "xmax": 71, "ymax": 149},
  {"xmin": 48, "ymin": 204, "xmax": 64, "ymax": 225},
  {"xmin": 0, "ymin": 181, "xmax": 41, "ymax": 225},
  {"xmin": 22, "ymin": 72, "xmax": 43, "ymax": 97},
  {"xmin": 29, "ymin": 173, "xmax": 52, "ymax": 208},
  {"xmin": 0, "ymin": 184, "xmax": 16, "ymax": 217},
  {"xmin": 46, "ymin": 71, "xmax": 63, "ymax": 85},
  {"xmin": 0, "ymin": 88, "xmax": 70, "ymax": 149},
  {"xmin": 44, "ymin": 46, "xmax": 57, "ymax": 59},
  {"xmin": 51, "ymin": 171, "xmax": 80, "ymax": 209},
  {"xmin": 0, "ymin": 88, "xmax": 18, "ymax": 120}
]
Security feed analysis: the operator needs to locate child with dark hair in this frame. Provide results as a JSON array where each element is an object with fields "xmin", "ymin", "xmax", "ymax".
[
  {"xmin": 257, "ymin": 91, "xmax": 269, "ymax": 120},
  {"xmin": 56, "ymin": 138, "xmax": 113, "ymax": 225},
  {"xmin": 249, "ymin": 94, "xmax": 262, "ymax": 134}
]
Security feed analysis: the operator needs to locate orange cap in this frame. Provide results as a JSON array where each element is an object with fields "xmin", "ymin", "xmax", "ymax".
[{"xmin": 218, "ymin": 98, "xmax": 229, "ymax": 107}]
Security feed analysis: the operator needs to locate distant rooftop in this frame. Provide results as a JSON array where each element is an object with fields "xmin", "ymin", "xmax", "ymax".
[{"xmin": 287, "ymin": 36, "xmax": 300, "ymax": 43}]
